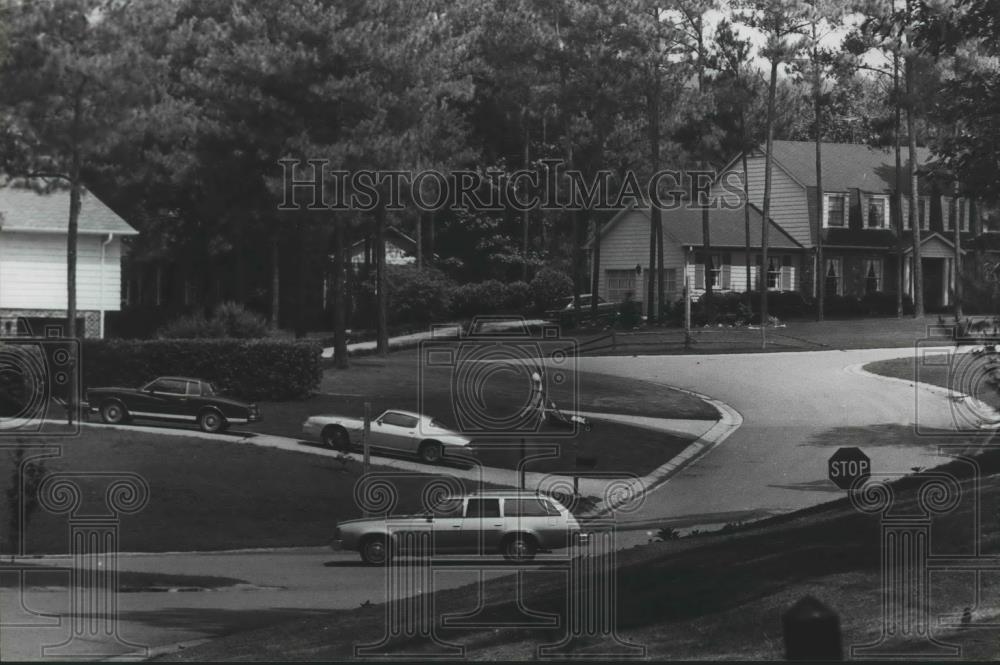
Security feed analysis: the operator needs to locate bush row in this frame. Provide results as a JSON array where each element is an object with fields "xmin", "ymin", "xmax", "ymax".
[
  {"xmin": 81, "ymin": 339, "xmax": 321, "ymax": 401},
  {"xmin": 354, "ymin": 265, "xmax": 574, "ymax": 328}
]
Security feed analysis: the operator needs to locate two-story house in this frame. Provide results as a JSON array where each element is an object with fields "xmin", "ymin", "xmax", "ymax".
[
  {"xmin": 593, "ymin": 141, "xmax": 981, "ymax": 312},
  {"xmin": 0, "ymin": 179, "xmax": 138, "ymax": 338}
]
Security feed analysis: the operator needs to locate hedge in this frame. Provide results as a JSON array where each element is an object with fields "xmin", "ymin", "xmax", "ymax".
[{"xmin": 81, "ymin": 339, "xmax": 321, "ymax": 401}]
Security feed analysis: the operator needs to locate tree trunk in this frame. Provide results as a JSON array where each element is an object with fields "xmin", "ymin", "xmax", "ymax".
[
  {"xmin": 742, "ymin": 130, "xmax": 752, "ymax": 308},
  {"xmin": 67, "ymin": 151, "xmax": 81, "ymax": 425},
  {"xmin": 572, "ymin": 209, "xmax": 583, "ymax": 311},
  {"xmin": 702, "ymin": 205, "xmax": 712, "ymax": 297},
  {"xmin": 428, "ymin": 210, "xmax": 435, "ymax": 264},
  {"xmin": 906, "ymin": 54, "xmax": 924, "ymax": 318},
  {"xmin": 953, "ymin": 184, "xmax": 963, "ymax": 319},
  {"xmin": 333, "ymin": 218, "xmax": 348, "ymax": 369},
  {"xmin": 590, "ymin": 218, "xmax": 602, "ymax": 318},
  {"xmin": 522, "ymin": 121, "xmax": 531, "ymax": 282},
  {"xmin": 415, "ymin": 211, "xmax": 423, "ymax": 271},
  {"xmin": 294, "ymin": 220, "xmax": 308, "ymax": 339},
  {"xmin": 657, "ymin": 214, "xmax": 665, "ymax": 321},
  {"xmin": 814, "ymin": 50, "xmax": 825, "ymax": 322},
  {"xmin": 647, "ymin": 76, "xmax": 661, "ymax": 322},
  {"xmin": 761, "ymin": 58, "xmax": 779, "ymax": 347},
  {"xmin": 894, "ymin": 51, "xmax": 904, "ymax": 318},
  {"xmin": 270, "ymin": 236, "xmax": 281, "ymax": 329},
  {"xmin": 375, "ymin": 204, "xmax": 388, "ymax": 355}
]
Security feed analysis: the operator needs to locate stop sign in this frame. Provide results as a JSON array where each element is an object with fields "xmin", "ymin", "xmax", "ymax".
[{"xmin": 828, "ymin": 447, "xmax": 871, "ymax": 490}]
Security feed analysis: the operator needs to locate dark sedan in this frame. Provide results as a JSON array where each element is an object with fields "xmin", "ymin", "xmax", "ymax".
[{"xmin": 87, "ymin": 376, "xmax": 260, "ymax": 433}]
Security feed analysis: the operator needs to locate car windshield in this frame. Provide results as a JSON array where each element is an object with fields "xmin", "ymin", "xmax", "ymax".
[{"xmin": 429, "ymin": 419, "xmax": 446, "ymax": 429}]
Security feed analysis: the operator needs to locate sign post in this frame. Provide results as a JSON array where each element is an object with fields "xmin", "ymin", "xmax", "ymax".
[
  {"xmin": 828, "ymin": 447, "xmax": 871, "ymax": 491},
  {"xmin": 363, "ymin": 402, "xmax": 371, "ymax": 475}
]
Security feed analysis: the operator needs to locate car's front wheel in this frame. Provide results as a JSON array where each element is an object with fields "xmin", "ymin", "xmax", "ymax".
[
  {"xmin": 360, "ymin": 536, "xmax": 391, "ymax": 566},
  {"xmin": 198, "ymin": 410, "xmax": 227, "ymax": 434},
  {"xmin": 501, "ymin": 534, "xmax": 537, "ymax": 562},
  {"xmin": 418, "ymin": 441, "xmax": 443, "ymax": 464},
  {"xmin": 100, "ymin": 401, "xmax": 127, "ymax": 425},
  {"xmin": 322, "ymin": 425, "xmax": 350, "ymax": 451}
]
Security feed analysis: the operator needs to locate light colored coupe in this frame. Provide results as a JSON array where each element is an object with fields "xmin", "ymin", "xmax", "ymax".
[{"xmin": 302, "ymin": 409, "xmax": 474, "ymax": 464}]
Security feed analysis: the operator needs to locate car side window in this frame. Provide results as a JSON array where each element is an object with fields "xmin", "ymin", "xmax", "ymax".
[
  {"xmin": 186, "ymin": 381, "xmax": 202, "ymax": 396},
  {"xmin": 382, "ymin": 412, "xmax": 418, "ymax": 428},
  {"xmin": 465, "ymin": 498, "xmax": 500, "ymax": 518},
  {"xmin": 149, "ymin": 379, "xmax": 185, "ymax": 394},
  {"xmin": 505, "ymin": 498, "xmax": 559, "ymax": 517}
]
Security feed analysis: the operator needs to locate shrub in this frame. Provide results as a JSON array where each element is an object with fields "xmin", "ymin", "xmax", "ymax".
[
  {"xmin": 385, "ymin": 265, "xmax": 454, "ymax": 327},
  {"xmin": 448, "ymin": 280, "xmax": 507, "ymax": 319},
  {"xmin": 503, "ymin": 281, "xmax": 533, "ymax": 313},
  {"xmin": 616, "ymin": 293, "xmax": 643, "ymax": 329},
  {"xmin": 157, "ymin": 302, "xmax": 269, "ymax": 339},
  {"xmin": 529, "ymin": 268, "xmax": 573, "ymax": 313},
  {"xmin": 81, "ymin": 339, "xmax": 321, "ymax": 401},
  {"xmin": 824, "ymin": 294, "xmax": 865, "ymax": 318}
]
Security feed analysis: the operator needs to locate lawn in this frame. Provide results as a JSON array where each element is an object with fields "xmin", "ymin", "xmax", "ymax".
[
  {"xmin": 564, "ymin": 315, "xmax": 958, "ymax": 356},
  {"xmin": 0, "ymin": 429, "xmax": 500, "ymax": 555},
  {"xmin": 161, "ymin": 431, "xmax": 1000, "ymax": 661},
  {"xmin": 865, "ymin": 353, "xmax": 1000, "ymax": 411}
]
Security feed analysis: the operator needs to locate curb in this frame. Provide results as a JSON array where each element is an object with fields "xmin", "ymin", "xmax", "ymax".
[{"xmin": 585, "ymin": 387, "xmax": 742, "ymax": 517}]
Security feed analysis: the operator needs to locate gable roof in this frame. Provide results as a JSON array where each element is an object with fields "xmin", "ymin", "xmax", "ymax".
[
  {"xmin": 0, "ymin": 179, "xmax": 138, "ymax": 235},
  {"xmin": 349, "ymin": 226, "xmax": 417, "ymax": 253},
  {"xmin": 595, "ymin": 202, "xmax": 803, "ymax": 250},
  {"xmin": 763, "ymin": 140, "xmax": 934, "ymax": 193}
]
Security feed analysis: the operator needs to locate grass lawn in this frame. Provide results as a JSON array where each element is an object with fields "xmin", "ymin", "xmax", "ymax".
[
  {"xmin": 0, "ymin": 429, "xmax": 500, "ymax": 555},
  {"xmin": 563, "ymin": 315, "xmax": 957, "ymax": 356},
  {"xmin": 161, "ymin": 428, "xmax": 1000, "ymax": 661},
  {"xmin": 865, "ymin": 353, "xmax": 1000, "ymax": 412}
]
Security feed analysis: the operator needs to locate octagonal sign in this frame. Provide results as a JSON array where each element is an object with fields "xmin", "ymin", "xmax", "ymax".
[{"xmin": 828, "ymin": 447, "xmax": 871, "ymax": 490}]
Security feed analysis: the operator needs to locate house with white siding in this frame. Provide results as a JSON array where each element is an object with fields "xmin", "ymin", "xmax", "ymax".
[
  {"xmin": 0, "ymin": 180, "xmax": 138, "ymax": 338},
  {"xmin": 593, "ymin": 141, "xmax": 984, "ymax": 312},
  {"xmin": 594, "ymin": 201, "xmax": 804, "ymax": 312}
]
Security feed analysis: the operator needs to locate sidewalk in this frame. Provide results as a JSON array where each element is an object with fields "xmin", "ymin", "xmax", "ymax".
[{"xmin": 321, "ymin": 318, "xmax": 550, "ymax": 358}]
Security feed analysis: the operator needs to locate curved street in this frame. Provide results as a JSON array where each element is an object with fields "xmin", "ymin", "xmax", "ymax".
[{"xmin": 578, "ymin": 346, "xmax": 979, "ymax": 541}]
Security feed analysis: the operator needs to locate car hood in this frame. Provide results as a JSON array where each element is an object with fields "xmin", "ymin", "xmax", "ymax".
[{"xmin": 338, "ymin": 515, "xmax": 432, "ymax": 528}]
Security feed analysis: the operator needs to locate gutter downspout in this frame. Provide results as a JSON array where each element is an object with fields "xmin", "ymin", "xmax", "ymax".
[{"xmin": 100, "ymin": 233, "xmax": 113, "ymax": 339}]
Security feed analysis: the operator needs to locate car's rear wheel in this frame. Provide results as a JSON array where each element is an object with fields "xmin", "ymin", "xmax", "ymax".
[
  {"xmin": 198, "ymin": 410, "xmax": 226, "ymax": 434},
  {"xmin": 100, "ymin": 401, "xmax": 126, "ymax": 425},
  {"xmin": 501, "ymin": 534, "xmax": 537, "ymax": 561},
  {"xmin": 418, "ymin": 441, "xmax": 443, "ymax": 464},
  {"xmin": 322, "ymin": 425, "xmax": 350, "ymax": 451},
  {"xmin": 360, "ymin": 536, "xmax": 391, "ymax": 566}
]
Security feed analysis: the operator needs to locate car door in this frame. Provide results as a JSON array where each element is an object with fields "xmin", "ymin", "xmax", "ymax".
[
  {"xmin": 429, "ymin": 497, "xmax": 466, "ymax": 554},
  {"xmin": 372, "ymin": 412, "xmax": 419, "ymax": 453},
  {"xmin": 505, "ymin": 497, "xmax": 564, "ymax": 551},
  {"xmin": 462, "ymin": 498, "xmax": 504, "ymax": 554},
  {"xmin": 139, "ymin": 378, "xmax": 189, "ymax": 422}
]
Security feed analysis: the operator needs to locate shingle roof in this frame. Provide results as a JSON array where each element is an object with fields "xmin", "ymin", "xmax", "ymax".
[
  {"xmin": 599, "ymin": 202, "xmax": 803, "ymax": 250},
  {"xmin": 0, "ymin": 180, "xmax": 138, "ymax": 235},
  {"xmin": 767, "ymin": 140, "xmax": 934, "ymax": 193}
]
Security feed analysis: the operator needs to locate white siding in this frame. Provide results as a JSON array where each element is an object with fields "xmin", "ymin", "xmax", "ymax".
[
  {"xmin": 598, "ymin": 209, "xmax": 685, "ymax": 303},
  {"xmin": 729, "ymin": 155, "xmax": 812, "ymax": 247},
  {"xmin": 0, "ymin": 231, "xmax": 124, "ymax": 311}
]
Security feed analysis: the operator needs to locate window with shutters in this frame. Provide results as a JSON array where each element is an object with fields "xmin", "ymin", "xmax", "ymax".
[
  {"xmin": 605, "ymin": 270, "xmax": 636, "ymax": 303},
  {"xmin": 825, "ymin": 258, "xmax": 843, "ymax": 297},
  {"xmin": 959, "ymin": 199, "xmax": 970, "ymax": 232},
  {"xmin": 695, "ymin": 253, "xmax": 731, "ymax": 290},
  {"xmin": 755, "ymin": 254, "xmax": 792, "ymax": 291},
  {"xmin": 664, "ymin": 268, "xmax": 677, "ymax": 295},
  {"xmin": 867, "ymin": 195, "xmax": 889, "ymax": 229},
  {"xmin": 824, "ymin": 193, "xmax": 848, "ymax": 227},
  {"xmin": 864, "ymin": 258, "xmax": 883, "ymax": 293}
]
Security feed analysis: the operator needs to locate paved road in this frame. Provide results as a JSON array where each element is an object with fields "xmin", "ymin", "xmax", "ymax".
[
  {"xmin": 3, "ymin": 346, "xmax": 977, "ymax": 660},
  {"xmin": 579, "ymin": 346, "xmax": 978, "ymax": 545}
]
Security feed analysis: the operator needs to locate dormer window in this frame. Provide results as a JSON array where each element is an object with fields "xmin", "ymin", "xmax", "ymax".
[
  {"xmin": 823, "ymin": 193, "xmax": 848, "ymax": 228},
  {"xmin": 866, "ymin": 195, "xmax": 889, "ymax": 229}
]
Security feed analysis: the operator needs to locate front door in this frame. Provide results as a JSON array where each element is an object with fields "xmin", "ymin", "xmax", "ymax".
[
  {"xmin": 922, "ymin": 258, "xmax": 945, "ymax": 311},
  {"xmin": 139, "ymin": 378, "xmax": 190, "ymax": 422},
  {"xmin": 462, "ymin": 498, "xmax": 504, "ymax": 554},
  {"xmin": 371, "ymin": 412, "xmax": 419, "ymax": 453}
]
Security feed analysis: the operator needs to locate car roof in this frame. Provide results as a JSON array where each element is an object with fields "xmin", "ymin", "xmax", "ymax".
[
  {"xmin": 382, "ymin": 409, "xmax": 428, "ymax": 420},
  {"xmin": 448, "ymin": 490, "xmax": 555, "ymax": 498},
  {"xmin": 155, "ymin": 376, "xmax": 206, "ymax": 383}
]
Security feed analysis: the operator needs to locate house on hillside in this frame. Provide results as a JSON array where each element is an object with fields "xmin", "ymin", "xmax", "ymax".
[
  {"xmin": 594, "ymin": 203, "xmax": 805, "ymax": 312},
  {"xmin": 593, "ymin": 141, "xmax": 984, "ymax": 312},
  {"xmin": 0, "ymin": 179, "xmax": 137, "ymax": 338}
]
